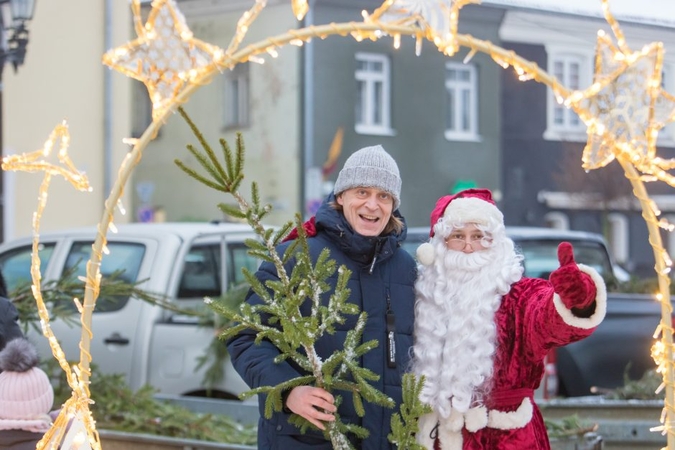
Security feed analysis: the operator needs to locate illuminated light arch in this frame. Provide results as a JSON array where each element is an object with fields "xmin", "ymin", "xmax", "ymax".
[{"xmin": 8, "ymin": 0, "xmax": 672, "ymax": 448}]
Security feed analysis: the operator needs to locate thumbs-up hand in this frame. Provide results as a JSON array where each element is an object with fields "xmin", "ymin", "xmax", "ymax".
[{"xmin": 549, "ymin": 242, "xmax": 597, "ymax": 312}]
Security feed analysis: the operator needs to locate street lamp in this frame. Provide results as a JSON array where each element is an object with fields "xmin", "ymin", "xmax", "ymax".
[{"xmin": 0, "ymin": 0, "xmax": 36, "ymax": 242}]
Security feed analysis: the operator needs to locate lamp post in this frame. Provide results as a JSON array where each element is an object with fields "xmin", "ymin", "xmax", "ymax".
[{"xmin": 0, "ymin": 0, "xmax": 36, "ymax": 242}]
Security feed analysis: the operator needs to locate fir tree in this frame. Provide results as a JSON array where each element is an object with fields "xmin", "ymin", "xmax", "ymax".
[{"xmin": 174, "ymin": 107, "xmax": 395, "ymax": 449}]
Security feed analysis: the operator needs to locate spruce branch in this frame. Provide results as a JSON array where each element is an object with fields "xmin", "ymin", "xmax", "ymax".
[
  {"xmin": 389, "ymin": 374, "xmax": 432, "ymax": 450},
  {"xmin": 175, "ymin": 115, "xmax": 395, "ymax": 449}
]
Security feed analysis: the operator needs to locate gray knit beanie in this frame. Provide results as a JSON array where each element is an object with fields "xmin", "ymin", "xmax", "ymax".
[{"xmin": 333, "ymin": 145, "xmax": 402, "ymax": 210}]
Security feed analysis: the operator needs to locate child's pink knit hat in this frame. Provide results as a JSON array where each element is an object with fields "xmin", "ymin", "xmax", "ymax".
[{"xmin": 0, "ymin": 338, "xmax": 54, "ymax": 432}]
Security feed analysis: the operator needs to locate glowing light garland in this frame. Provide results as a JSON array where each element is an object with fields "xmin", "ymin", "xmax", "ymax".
[
  {"xmin": 1, "ymin": 122, "xmax": 99, "ymax": 450},
  {"xmin": 8, "ymin": 0, "xmax": 675, "ymax": 448},
  {"xmin": 102, "ymin": 0, "xmax": 225, "ymax": 123}
]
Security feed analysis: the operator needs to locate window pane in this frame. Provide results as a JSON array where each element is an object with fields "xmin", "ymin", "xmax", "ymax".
[
  {"xmin": 230, "ymin": 79, "xmax": 240, "ymax": 124},
  {"xmin": 64, "ymin": 242, "xmax": 145, "ymax": 312},
  {"xmin": 554, "ymin": 61, "xmax": 564, "ymax": 80},
  {"xmin": 447, "ymin": 90, "xmax": 456, "ymax": 130},
  {"xmin": 554, "ymin": 106, "xmax": 564, "ymax": 125},
  {"xmin": 448, "ymin": 69, "xmax": 457, "ymax": 81},
  {"xmin": 569, "ymin": 62, "xmax": 580, "ymax": 88},
  {"xmin": 178, "ymin": 245, "xmax": 221, "ymax": 299},
  {"xmin": 374, "ymin": 81, "xmax": 383, "ymax": 125},
  {"xmin": 0, "ymin": 244, "xmax": 55, "ymax": 294},
  {"xmin": 228, "ymin": 244, "xmax": 260, "ymax": 286},
  {"xmin": 356, "ymin": 81, "xmax": 365, "ymax": 124},
  {"xmin": 224, "ymin": 64, "xmax": 250, "ymax": 128},
  {"xmin": 459, "ymin": 69, "xmax": 470, "ymax": 82},
  {"xmin": 461, "ymin": 89, "xmax": 471, "ymax": 131},
  {"xmin": 238, "ymin": 76, "xmax": 249, "ymax": 125}
]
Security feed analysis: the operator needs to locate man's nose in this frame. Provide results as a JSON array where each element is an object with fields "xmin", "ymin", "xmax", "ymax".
[{"xmin": 365, "ymin": 194, "xmax": 379, "ymax": 208}]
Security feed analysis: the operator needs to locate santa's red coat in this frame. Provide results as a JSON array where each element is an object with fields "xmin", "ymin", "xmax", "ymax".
[{"xmin": 428, "ymin": 264, "xmax": 607, "ymax": 450}]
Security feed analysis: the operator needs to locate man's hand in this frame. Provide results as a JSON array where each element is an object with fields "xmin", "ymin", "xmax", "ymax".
[
  {"xmin": 549, "ymin": 242, "xmax": 596, "ymax": 313},
  {"xmin": 285, "ymin": 386, "xmax": 337, "ymax": 430}
]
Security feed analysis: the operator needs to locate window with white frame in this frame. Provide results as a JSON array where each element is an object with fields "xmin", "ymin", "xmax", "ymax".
[
  {"xmin": 445, "ymin": 62, "xmax": 479, "ymax": 141},
  {"xmin": 223, "ymin": 63, "xmax": 250, "ymax": 129},
  {"xmin": 355, "ymin": 52, "xmax": 393, "ymax": 135},
  {"xmin": 546, "ymin": 53, "xmax": 588, "ymax": 139}
]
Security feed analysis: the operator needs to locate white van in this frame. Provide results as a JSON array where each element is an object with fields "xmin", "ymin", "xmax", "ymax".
[{"xmin": 0, "ymin": 222, "xmax": 261, "ymax": 400}]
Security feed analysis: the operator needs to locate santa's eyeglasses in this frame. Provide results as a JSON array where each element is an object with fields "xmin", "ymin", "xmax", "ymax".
[{"xmin": 444, "ymin": 232, "xmax": 491, "ymax": 250}]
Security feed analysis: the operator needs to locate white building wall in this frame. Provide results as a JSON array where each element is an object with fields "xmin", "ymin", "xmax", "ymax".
[{"xmin": 3, "ymin": 1, "xmax": 132, "ymax": 240}]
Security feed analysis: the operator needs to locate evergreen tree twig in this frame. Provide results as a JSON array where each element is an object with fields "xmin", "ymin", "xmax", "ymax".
[{"xmin": 175, "ymin": 107, "xmax": 395, "ymax": 449}]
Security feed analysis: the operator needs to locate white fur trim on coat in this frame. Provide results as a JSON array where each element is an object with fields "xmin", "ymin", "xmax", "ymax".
[
  {"xmin": 448, "ymin": 407, "xmax": 464, "ymax": 432},
  {"xmin": 464, "ymin": 405, "xmax": 488, "ymax": 432},
  {"xmin": 416, "ymin": 412, "xmax": 439, "ymax": 449},
  {"xmin": 438, "ymin": 420, "xmax": 463, "ymax": 450},
  {"xmin": 487, "ymin": 397, "xmax": 533, "ymax": 430},
  {"xmin": 553, "ymin": 263, "xmax": 607, "ymax": 329},
  {"xmin": 442, "ymin": 197, "xmax": 504, "ymax": 226}
]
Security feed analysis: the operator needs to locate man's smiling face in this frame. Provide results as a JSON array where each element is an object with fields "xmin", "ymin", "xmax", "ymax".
[{"xmin": 337, "ymin": 187, "xmax": 394, "ymax": 237}]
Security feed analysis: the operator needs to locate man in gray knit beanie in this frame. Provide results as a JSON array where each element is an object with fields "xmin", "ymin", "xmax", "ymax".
[
  {"xmin": 229, "ymin": 142, "xmax": 416, "ymax": 449},
  {"xmin": 333, "ymin": 145, "xmax": 402, "ymax": 210}
]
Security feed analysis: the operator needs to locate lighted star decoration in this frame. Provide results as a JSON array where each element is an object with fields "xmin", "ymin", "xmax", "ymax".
[
  {"xmin": 562, "ymin": 0, "xmax": 675, "ymax": 185},
  {"xmin": 567, "ymin": 33, "xmax": 675, "ymax": 173},
  {"xmin": 102, "ymin": 0, "xmax": 225, "ymax": 122},
  {"xmin": 1, "ymin": 121, "xmax": 91, "ymax": 192},
  {"xmin": 367, "ymin": 0, "xmax": 479, "ymax": 56}
]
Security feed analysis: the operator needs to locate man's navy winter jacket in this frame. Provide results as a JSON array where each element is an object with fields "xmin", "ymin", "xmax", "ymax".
[{"xmin": 227, "ymin": 195, "xmax": 417, "ymax": 449}]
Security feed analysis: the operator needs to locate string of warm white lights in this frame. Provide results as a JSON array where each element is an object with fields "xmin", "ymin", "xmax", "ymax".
[
  {"xmin": 0, "ymin": 122, "xmax": 100, "ymax": 449},
  {"xmin": 6, "ymin": 0, "xmax": 674, "ymax": 448}
]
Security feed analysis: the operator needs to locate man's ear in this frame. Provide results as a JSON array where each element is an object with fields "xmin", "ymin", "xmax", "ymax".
[{"xmin": 336, "ymin": 194, "xmax": 344, "ymax": 206}]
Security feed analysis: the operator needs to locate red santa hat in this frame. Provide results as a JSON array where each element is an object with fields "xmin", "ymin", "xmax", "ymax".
[{"xmin": 417, "ymin": 188, "xmax": 504, "ymax": 265}]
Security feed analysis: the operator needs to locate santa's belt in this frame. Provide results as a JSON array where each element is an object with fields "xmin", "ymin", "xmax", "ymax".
[
  {"xmin": 442, "ymin": 388, "xmax": 534, "ymax": 434},
  {"xmin": 418, "ymin": 389, "xmax": 534, "ymax": 450},
  {"xmin": 489, "ymin": 388, "xmax": 534, "ymax": 411}
]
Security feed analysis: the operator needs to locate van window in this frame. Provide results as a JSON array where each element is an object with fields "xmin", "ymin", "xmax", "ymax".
[
  {"xmin": 177, "ymin": 242, "xmax": 260, "ymax": 300},
  {"xmin": 516, "ymin": 239, "xmax": 613, "ymax": 280},
  {"xmin": 0, "ymin": 243, "xmax": 56, "ymax": 294},
  {"xmin": 230, "ymin": 244, "xmax": 259, "ymax": 285},
  {"xmin": 178, "ymin": 245, "xmax": 221, "ymax": 299},
  {"xmin": 63, "ymin": 241, "xmax": 146, "ymax": 312}
]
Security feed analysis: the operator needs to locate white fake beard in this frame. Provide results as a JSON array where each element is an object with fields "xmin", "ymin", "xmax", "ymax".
[{"xmin": 413, "ymin": 243, "xmax": 520, "ymax": 418}]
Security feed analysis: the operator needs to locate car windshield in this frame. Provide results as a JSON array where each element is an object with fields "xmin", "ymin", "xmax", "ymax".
[{"xmin": 515, "ymin": 239, "xmax": 613, "ymax": 280}]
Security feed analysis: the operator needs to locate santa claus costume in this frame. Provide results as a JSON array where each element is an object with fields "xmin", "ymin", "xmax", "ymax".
[{"xmin": 413, "ymin": 189, "xmax": 607, "ymax": 450}]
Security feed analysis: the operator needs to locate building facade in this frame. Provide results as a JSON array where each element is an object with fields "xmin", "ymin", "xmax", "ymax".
[
  {"xmin": 5, "ymin": 0, "xmax": 675, "ymax": 276},
  {"xmin": 497, "ymin": 6, "xmax": 675, "ymax": 276}
]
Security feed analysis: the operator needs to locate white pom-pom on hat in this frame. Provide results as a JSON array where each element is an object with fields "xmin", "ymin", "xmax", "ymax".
[{"xmin": 417, "ymin": 242, "xmax": 435, "ymax": 265}]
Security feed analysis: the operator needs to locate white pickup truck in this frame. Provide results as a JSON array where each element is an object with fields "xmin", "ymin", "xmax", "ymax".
[{"xmin": 0, "ymin": 222, "xmax": 261, "ymax": 400}]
